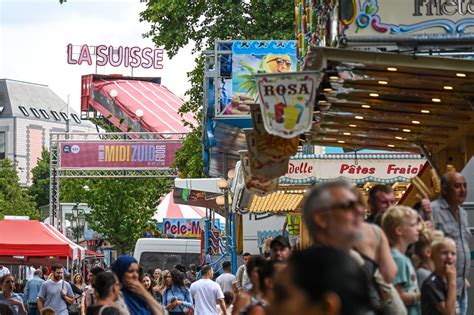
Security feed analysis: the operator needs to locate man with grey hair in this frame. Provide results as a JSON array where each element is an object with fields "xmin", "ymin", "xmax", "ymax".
[
  {"xmin": 303, "ymin": 180, "xmax": 365, "ymax": 251},
  {"xmin": 431, "ymin": 171, "xmax": 470, "ymax": 315}
]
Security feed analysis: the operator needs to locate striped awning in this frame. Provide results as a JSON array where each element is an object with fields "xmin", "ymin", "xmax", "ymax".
[
  {"xmin": 82, "ymin": 75, "xmax": 196, "ymax": 137},
  {"xmin": 93, "ymin": 79, "xmax": 195, "ymax": 133},
  {"xmin": 154, "ymin": 192, "xmax": 225, "ymax": 222}
]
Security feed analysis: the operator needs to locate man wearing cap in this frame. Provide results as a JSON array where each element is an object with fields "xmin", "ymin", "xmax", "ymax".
[{"xmin": 270, "ymin": 235, "xmax": 292, "ymax": 261}]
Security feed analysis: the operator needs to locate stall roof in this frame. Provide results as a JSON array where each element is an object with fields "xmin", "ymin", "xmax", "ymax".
[
  {"xmin": 83, "ymin": 75, "xmax": 195, "ymax": 135},
  {"xmin": 0, "ymin": 220, "xmax": 82, "ymax": 260},
  {"xmin": 303, "ymin": 47, "xmax": 474, "ymax": 153},
  {"xmin": 245, "ymin": 189, "xmax": 305, "ymax": 213}
]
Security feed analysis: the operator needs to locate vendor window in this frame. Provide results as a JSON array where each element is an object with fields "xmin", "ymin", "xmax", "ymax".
[{"xmin": 0, "ymin": 132, "xmax": 5, "ymax": 160}]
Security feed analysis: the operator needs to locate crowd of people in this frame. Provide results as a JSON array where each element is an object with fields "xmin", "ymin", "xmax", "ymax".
[{"xmin": 0, "ymin": 171, "xmax": 470, "ymax": 315}]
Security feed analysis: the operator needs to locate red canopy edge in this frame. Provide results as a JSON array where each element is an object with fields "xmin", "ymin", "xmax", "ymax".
[{"xmin": 0, "ymin": 220, "xmax": 76, "ymax": 259}]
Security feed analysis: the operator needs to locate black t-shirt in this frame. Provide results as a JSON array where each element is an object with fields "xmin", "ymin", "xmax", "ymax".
[
  {"xmin": 421, "ymin": 273, "xmax": 447, "ymax": 315},
  {"xmin": 86, "ymin": 305, "xmax": 120, "ymax": 315}
]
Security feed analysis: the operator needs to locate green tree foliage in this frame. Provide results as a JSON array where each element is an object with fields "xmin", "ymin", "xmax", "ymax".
[
  {"xmin": 25, "ymin": 147, "xmax": 172, "ymax": 254},
  {"xmin": 28, "ymin": 147, "xmax": 51, "ymax": 208},
  {"xmin": 140, "ymin": 0, "xmax": 295, "ymax": 58},
  {"xmin": 61, "ymin": 177, "xmax": 171, "ymax": 254},
  {"xmin": 173, "ymin": 127, "xmax": 204, "ymax": 178},
  {"xmin": 140, "ymin": 1, "xmax": 295, "ymax": 177},
  {"xmin": 0, "ymin": 159, "xmax": 39, "ymax": 219}
]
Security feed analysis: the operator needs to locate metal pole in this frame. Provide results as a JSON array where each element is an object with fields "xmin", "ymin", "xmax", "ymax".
[
  {"xmin": 66, "ymin": 95, "xmax": 70, "ymax": 135},
  {"xmin": 417, "ymin": 143, "xmax": 442, "ymax": 178}
]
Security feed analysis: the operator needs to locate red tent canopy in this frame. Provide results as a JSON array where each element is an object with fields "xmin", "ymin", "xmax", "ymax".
[{"xmin": 0, "ymin": 220, "xmax": 79, "ymax": 261}]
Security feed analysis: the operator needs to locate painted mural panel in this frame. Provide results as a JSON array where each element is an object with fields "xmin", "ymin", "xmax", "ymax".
[{"xmin": 342, "ymin": 0, "xmax": 474, "ymax": 36}]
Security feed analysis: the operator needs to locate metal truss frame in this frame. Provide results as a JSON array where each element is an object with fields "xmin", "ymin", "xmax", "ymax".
[{"xmin": 50, "ymin": 132, "xmax": 185, "ymax": 230}]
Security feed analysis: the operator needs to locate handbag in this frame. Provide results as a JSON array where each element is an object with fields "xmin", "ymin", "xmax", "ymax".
[
  {"xmin": 67, "ymin": 293, "xmax": 82, "ymax": 314},
  {"xmin": 63, "ymin": 281, "xmax": 81, "ymax": 314}
]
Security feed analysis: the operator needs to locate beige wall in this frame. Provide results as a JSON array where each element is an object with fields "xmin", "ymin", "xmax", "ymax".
[{"xmin": 2, "ymin": 117, "xmax": 95, "ymax": 186}]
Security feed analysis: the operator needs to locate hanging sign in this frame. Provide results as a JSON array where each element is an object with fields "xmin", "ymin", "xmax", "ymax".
[
  {"xmin": 239, "ymin": 150, "xmax": 279, "ymax": 196},
  {"xmin": 279, "ymin": 155, "xmax": 427, "ymax": 184},
  {"xmin": 256, "ymin": 72, "xmax": 320, "ymax": 139},
  {"xmin": 59, "ymin": 141, "xmax": 182, "ymax": 170}
]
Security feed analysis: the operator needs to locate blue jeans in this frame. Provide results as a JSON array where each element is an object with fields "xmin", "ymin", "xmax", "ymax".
[
  {"xmin": 28, "ymin": 303, "xmax": 40, "ymax": 315},
  {"xmin": 456, "ymin": 289, "xmax": 468, "ymax": 315}
]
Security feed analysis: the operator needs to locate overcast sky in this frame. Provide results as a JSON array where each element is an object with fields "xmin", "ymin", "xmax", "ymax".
[{"xmin": 0, "ymin": 0, "xmax": 195, "ymax": 113}]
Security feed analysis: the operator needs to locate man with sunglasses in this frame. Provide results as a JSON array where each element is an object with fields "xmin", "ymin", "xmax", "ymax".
[{"xmin": 302, "ymin": 180, "xmax": 365, "ymax": 251}]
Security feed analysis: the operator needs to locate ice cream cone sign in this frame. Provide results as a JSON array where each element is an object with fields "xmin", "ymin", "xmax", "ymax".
[{"xmin": 255, "ymin": 72, "xmax": 321, "ymax": 139}]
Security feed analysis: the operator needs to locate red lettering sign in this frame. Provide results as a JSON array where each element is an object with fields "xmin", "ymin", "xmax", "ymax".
[
  {"xmin": 67, "ymin": 44, "xmax": 164, "ymax": 69},
  {"xmin": 339, "ymin": 164, "xmax": 375, "ymax": 175},
  {"xmin": 288, "ymin": 162, "xmax": 314, "ymax": 175}
]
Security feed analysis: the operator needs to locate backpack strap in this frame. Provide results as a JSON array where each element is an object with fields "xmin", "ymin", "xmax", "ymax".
[{"xmin": 98, "ymin": 305, "xmax": 106, "ymax": 315}]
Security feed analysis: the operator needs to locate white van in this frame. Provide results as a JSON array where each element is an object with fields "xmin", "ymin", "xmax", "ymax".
[{"xmin": 133, "ymin": 238, "xmax": 201, "ymax": 271}]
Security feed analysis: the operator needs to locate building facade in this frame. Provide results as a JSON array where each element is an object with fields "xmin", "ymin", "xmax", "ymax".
[{"xmin": 0, "ymin": 79, "xmax": 95, "ymax": 186}]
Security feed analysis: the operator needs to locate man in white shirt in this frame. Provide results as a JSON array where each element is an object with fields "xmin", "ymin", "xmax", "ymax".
[
  {"xmin": 190, "ymin": 265, "xmax": 226, "ymax": 315},
  {"xmin": 232, "ymin": 253, "xmax": 251, "ymax": 292},
  {"xmin": 215, "ymin": 261, "xmax": 236, "ymax": 294},
  {"xmin": 0, "ymin": 264, "xmax": 10, "ymax": 277}
]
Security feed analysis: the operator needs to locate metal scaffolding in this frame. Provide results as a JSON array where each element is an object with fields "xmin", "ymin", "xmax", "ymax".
[{"xmin": 49, "ymin": 132, "xmax": 185, "ymax": 231}]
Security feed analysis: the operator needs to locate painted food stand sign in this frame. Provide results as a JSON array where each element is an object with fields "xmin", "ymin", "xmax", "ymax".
[
  {"xmin": 341, "ymin": 0, "xmax": 474, "ymax": 36},
  {"xmin": 161, "ymin": 219, "xmax": 221, "ymax": 238},
  {"xmin": 221, "ymin": 40, "xmax": 297, "ymax": 116},
  {"xmin": 279, "ymin": 154, "xmax": 427, "ymax": 184},
  {"xmin": 59, "ymin": 141, "xmax": 182, "ymax": 170},
  {"xmin": 256, "ymin": 72, "xmax": 320, "ymax": 139}
]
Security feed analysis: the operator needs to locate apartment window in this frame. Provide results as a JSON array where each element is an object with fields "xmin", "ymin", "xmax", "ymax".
[
  {"xmin": 19, "ymin": 106, "xmax": 29, "ymax": 116},
  {"xmin": 60, "ymin": 112, "xmax": 69, "ymax": 121},
  {"xmin": 30, "ymin": 108, "xmax": 41, "ymax": 118},
  {"xmin": 51, "ymin": 110, "xmax": 61, "ymax": 121},
  {"xmin": 0, "ymin": 132, "xmax": 5, "ymax": 160},
  {"xmin": 71, "ymin": 113, "xmax": 81, "ymax": 124},
  {"xmin": 39, "ymin": 109, "xmax": 50, "ymax": 119}
]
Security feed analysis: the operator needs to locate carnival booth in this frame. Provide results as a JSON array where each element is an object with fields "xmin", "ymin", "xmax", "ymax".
[
  {"xmin": 154, "ymin": 192, "xmax": 225, "ymax": 238},
  {"xmin": 0, "ymin": 220, "xmax": 84, "ymax": 266}
]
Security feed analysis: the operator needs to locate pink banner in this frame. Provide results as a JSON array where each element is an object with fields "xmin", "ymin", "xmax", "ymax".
[{"xmin": 59, "ymin": 141, "xmax": 182, "ymax": 169}]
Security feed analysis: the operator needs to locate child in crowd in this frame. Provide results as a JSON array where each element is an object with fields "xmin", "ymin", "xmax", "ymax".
[
  {"xmin": 382, "ymin": 206, "xmax": 421, "ymax": 315},
  {"xmin": 41, "ymin": 307, "xmax": 56, "ymax": 315},
  {"xmin": 414, "ymin": 227, "xmax": 435, "ymax": 289},
  {"xmin": 421, "ymin": 237, "xmax": 456, "ymax": 315}
]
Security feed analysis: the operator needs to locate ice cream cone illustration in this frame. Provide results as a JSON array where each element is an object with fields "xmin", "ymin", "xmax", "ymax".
[{"xmin": 284, "ymin": 104, "xmax": 299, "ymax": 130}]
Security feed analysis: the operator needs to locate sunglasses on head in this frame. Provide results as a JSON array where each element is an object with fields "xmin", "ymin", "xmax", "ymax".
[{"xmin": 266, "ymin": 57, "xmax": 292, "ymax": 67}]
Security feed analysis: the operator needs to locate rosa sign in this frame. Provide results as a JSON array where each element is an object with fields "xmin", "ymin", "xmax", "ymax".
[{"xmin": 256, "ymin": 72, "xmax": 320, "ymax": 139}]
